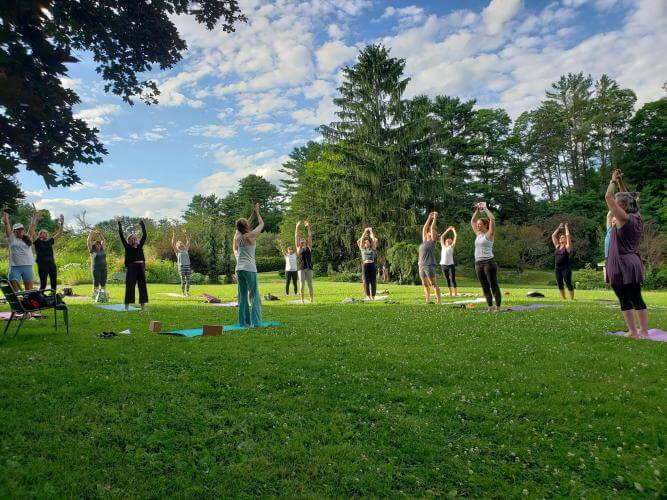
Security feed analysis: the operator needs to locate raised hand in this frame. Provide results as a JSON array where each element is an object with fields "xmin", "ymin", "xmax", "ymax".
[
  {"xmin": 611, "ymin": 169, "xmax": 622, "ymax": 183},
  {"xmin": 304, "ymin": 221, "xmax": 310, "ymax": 228}
]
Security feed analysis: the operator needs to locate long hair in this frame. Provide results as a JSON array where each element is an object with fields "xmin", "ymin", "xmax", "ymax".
[{"xmin": 236, "ymin": 218, "xmax": 250, "ymax": 234}]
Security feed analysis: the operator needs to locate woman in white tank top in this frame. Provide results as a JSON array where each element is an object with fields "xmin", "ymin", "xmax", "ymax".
[
  {"xmin": 471, "ymin": 202, "xmax": 502, "ymax": 312},
  {"xmin": 439, "ymin": 226, "xmax": 458, "ymax": 296}
]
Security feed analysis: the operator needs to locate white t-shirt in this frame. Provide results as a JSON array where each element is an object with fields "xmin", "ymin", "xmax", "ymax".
[
  {"xmin": 440, "ymin": 244, "xmax": 454, "ymax": 265},
  {"xmin": 8, "ymin": 234, "xmax": 35, "ymax": 267},
  {"xmin": 474, "ymin": 234, "xmax": 494, "ymax": 261},
  {"xmin": 285, "ymin": 253, "xmax": 298, "ymax": 271}
]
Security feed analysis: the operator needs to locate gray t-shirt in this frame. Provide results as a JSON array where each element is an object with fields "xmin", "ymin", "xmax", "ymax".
[
  {"xmin": 235, "ymin": 237, "xmax": 257, "ymax": 273},
  {"xmin": 418, "ymin": 240, "xmax": 437, "ymax": 268},
  {"xmin": 177, "ymin": 250, "xmax": 190, "ymax": 267}
]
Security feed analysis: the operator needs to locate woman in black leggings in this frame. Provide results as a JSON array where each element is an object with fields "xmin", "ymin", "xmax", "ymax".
[
  {"xmin": 118, "ymin": 219, "xmax": 148, "ymax": 311},
  {"xmin": 357, "ymin": 227, "xmax": 378, "ymax": 300},
  {"xmin": 551, "ymin": 223, "xmax": 574, "ymax": 300},
  {"xmin": 471, "ymin": 202, "xmax": 501, "ymax": 312},
  {"xmin": 31, "ymin": 212, "xmax": 64, "ymax": 291}
]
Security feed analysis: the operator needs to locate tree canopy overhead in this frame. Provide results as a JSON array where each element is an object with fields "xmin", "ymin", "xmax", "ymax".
[{"xmin": 0, "ymin": 0, "xmax": 245, "ymax": 209}]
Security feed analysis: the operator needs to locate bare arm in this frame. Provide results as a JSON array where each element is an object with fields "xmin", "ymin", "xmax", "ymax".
[
  {"xmin": 482, "ymin": 205, "xmax": 496, "ymax": 241},
  {"xmin": 2, "ymin": 211, "xmax": 11, "ymax": 237},
  {"xmin": 87, "ymin": 231, "xmax": 94, "ymax": 252},
  {"xmin": 565, "ymin": 224, "xmax": 572, "ymax": 251},
  {"xmin": 171, "ymin": 231, "xmax": 177, "ymax": 254},
  {"xmin": 368, "ymin": 228, "xmax": 378, "ymax": 250},
  {"xmin": 306, "ymin": 223, "xmax": 313, "ymax": 248},
  {"xmin": 470, "ymin": 207, "xmax": 480, "ymax": 234},
  {"xmin": 53, "ymin": 214, "xmax": 64, "ymax": 240},
  {"xmin": 605, "ymin": 170, "xmax": 629, "ymax": 226},
  {"xmin": 429, "ymin": 212, "xmax": 438, "ymax": 240},
  {"xmin": 422, "ymin": 213, "xmax": 433, "ymax": 241},
  {"xmin": 605, "ymin": 211, "xmax": 613, "ymax": 230},
  {"xmin": 232, "ymin": 232, "xmax": 239, "ymax": 253},
  {"xmin": 184, "ymin": 230, "xmax": 190, "ymax": 251},
  {"xmin": 451, "ymin": 227, "xmax": 458, "ymax": 247},
  {"xmin": 357, "ymin": 228, "xmax": 369, "ymax": 249},
  {"xmin": 249, "ymin": 204, "xmax": 264, "ymax": 236},
  {"xmin": 294, "ymin": 221, "xmax": 301, "ymax": 248},
  {"xmin": 551, "ymin": 225, "xmax": 561, "ymax": 248},
  {"xmin": 28, "ymin": 210, "xmax": 39, "ymax": 241}
]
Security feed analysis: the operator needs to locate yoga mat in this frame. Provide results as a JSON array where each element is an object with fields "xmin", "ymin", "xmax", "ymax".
[
  {"xmin": 289, "ymin": 300, "xmax": 312, "ymax": 305},
  {"xmin": 160, "ymin": 292, "xmax": 187, "ymax": 298},
  {"xmin": 163, "ymin": 321, "xmax": 281, "ymax": 337},
  {"xmin": 0, "ymin": 311, "xmax": 43, "ymax": 320},
  {"xmin": 209, "ymin": 301, "xmax": 238, "ymax": 307},
  {"xmin": 608, "ymin": 329, "xmax": 667, "ymax": 343},
  {"xmin": 495, "ymin": 304, "xmax": 558, "ymax": 313},
  {"xmin": 96, "ymin": 304, "xmax": 141, "ymax": 311},
  {"xmin": 365, "ymin": 295, "xmax": 388, "ymax": 301},
  {"xmin": 450, "ymin": 297, "xmax": 487, "ymax": 305}
]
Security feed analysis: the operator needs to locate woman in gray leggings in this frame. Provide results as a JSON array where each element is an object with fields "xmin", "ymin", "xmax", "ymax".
[
  {"xmin": 295, "ymin": 220, "xmax": 314, "ymax": 304},
  {"xmin": 87, "ymin": 229, "xmax": 108, "ymax": 294}
]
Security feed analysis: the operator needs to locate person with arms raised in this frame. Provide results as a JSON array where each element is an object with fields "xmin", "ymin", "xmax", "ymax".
[
  {"xmin": 234, "ymin": 203, "xmax": 264, "ymax": 327},
  {"xmin": 118, "ymin": 218, "xmax": 148, "ymax": 311}
]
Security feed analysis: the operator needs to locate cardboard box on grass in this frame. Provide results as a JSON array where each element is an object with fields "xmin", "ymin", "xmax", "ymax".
[
  {"xmin": 203, "ymin": 324, "xmax": 223, "ymax": 336},
  {"xmin": 149, "ymin": 321, "xmax": 162, "ymax": 333}
]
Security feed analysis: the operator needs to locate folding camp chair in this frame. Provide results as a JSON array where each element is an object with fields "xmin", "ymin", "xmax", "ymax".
[{"xmin": 0, "ymin": 279, "xmax": 69, "ymax": 338}]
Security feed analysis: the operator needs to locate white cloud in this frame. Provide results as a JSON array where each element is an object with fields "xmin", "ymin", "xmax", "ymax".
[
  {"xmin": 36, "ymin": 187, "xmax": 193, "ymax": 224},
  {"xmin": 186, "ymin": 124, "xmax": 237, "ymax": 138},
  {"xmin": 236, "ymin": 91, "xmax": 295, "ymax": 118},
  {"xmin": 99, "ymin": 178, "xmax": 155, "ymax": 191},
  {"xmin": 195, "ymin": 148, "xmax": 288, "ymax": 195},
  {"xmin": 316, "ymin": 40, "xmax": 358, "ymax": 74},
  {"xmin": 74, "ymin": 104, "xmax": 121, "ymax": 127},
  {"xmin": 246, "ymin": 122, "xmax": 280, "ymax": 133},
  {"xmin": 482, "ymin": 0, "xmax": 523, "ymax": 34},
  {"xmin": 327, "ymin": 24, "xmax": 345, "ymax": 40},
  {"xmin": 68, "ymin": 181, "xmax": 98, "ymax": 192},
  {"xmin": 381, "ymin": 5, "xmax": 426, "ymax": 27}
]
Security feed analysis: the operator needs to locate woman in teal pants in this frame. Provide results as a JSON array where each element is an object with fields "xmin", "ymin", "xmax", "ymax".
[{"xmin": 234, "ymin": 203, "xmax": 264, "ymax": 327}]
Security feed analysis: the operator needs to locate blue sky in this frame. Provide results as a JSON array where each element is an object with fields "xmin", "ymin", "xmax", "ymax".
[{"xmin": 19, "ymin": 0, "xmax": 667, "ymax": 224}]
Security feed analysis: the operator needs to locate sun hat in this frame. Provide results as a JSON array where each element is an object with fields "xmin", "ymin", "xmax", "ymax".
[{"xmin": 12, "ymin": 223, "xmax": 24, "ymax": 230}]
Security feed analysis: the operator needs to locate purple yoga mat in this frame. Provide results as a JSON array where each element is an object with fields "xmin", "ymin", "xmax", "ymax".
[{"xmin": 607, "ymin": 329, "xmax": 667, "ymax": 342}]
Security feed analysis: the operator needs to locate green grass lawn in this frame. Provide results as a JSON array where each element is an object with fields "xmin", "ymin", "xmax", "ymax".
[{"xmin": 1, "ymin": 275, "xmax": 666, "ymax": 497}]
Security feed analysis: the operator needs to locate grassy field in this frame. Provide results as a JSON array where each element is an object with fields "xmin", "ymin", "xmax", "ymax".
[{"xmin": 1, "ymin": 274, "xmax": 665, "ymax": 497}]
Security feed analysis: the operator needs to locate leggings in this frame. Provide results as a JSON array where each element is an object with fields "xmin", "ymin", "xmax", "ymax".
[
  {"xmin": 611, "ymin": 283, "xmax": 647, "ymax": 311},
  {"xmin": 93, "ymin": 267, "xmax": 107, "ymax": 288},
  {"xmin": 37, "ymin": 260, "xmax": 57, "ymax": 290},
  {"xmin": 285, "ymin": 270, "xmax": 298, "ymax": 295},
  {"xmin": 362, "ymin": 262, "xmax": 377, "ymax": 297},
  {"xmin": 555, "ymin": 266, "xmax": 573, "ymax": 291},
  {"xmin": 475, "ymin": 258, "xmax": 502, "ymax": 308},
  {"xmin": 125, "ymin": 262, "xmax": 148, "ymax": 305},
  {"xmin": 299, "ymin": 269, "xmax": 314, "ymax": 297},
  {"xmin": 179, "ymin": 265, "xmax": 191, "ymax": 293},
  {"xmin": 441, "ymin": 264, "xmax": 457, "ymax": 288}
]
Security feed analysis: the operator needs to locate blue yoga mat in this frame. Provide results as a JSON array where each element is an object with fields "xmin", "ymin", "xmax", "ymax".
[
  {"xmin": 96, "ymin": 304, "xmax": 141, "ymax": 311},
  {"xmin": 163, "ymin": 321, "xmax": 281, "ymax": 337}
]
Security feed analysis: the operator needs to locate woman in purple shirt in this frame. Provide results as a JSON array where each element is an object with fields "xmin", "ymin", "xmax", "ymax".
[{"xmin": 604, "ymin": 169, "xmax": 649, "ymax": 338}]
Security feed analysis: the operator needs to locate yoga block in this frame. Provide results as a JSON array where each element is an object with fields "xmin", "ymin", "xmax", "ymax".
[
  {"xmin": 149, "ymin": 321, "xmax": 163, "ymax": 333},
  {"xmin": 203, "ymin": 324, "xmax": 223, "ymax": 336}
]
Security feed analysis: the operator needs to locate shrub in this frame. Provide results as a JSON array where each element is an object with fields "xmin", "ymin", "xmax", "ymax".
[
  {"xmin": 60, "ymin": 262, "xmax": 91, "ymax": 285},
  {"xmin": 145, "ymin": 259, "xmax": 180, "ymax": 284},
  {"xmin": 644, "ymin": 264, "xmax": 667, "ymax": 290},
  {"xmin": 386, "ymin": 242, "xmax": 419, "ymax": 284},
  {"xmin": 329, "ymin": 271, "xmax": 361, "ymax": 282},
  {"xmin": 312, "ymin": 262, "xmax": 328, "ymax": 277},
  {"xmin": 574, "ymin": 263, "xmax": 607, "ymax": 290},
  {"xmin": 256, "ymin": 256, "xmax": 284, "ymax": 273}
]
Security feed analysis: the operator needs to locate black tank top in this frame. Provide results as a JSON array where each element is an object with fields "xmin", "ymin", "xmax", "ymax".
[
  {"xmin": 555, "ymin": 247, "xmax": 570, "ymax": 268},
  {"xmin": 298, "ymin": 247, "xmax": 312, "ymax": 270}
]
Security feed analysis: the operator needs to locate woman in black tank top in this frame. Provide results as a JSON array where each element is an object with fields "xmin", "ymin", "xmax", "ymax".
[{"xmin": 551, "ymin": 223, "xmax": 574, "ymax": 300}]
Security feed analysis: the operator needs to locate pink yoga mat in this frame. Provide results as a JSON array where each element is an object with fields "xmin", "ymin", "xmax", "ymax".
[
  {"xmin": 0, "ymin": 311, "xmax": 43, "ymax": 320},
  {"xmin": 608, "ymin": 329, "xmax": 667, "ymax": 342}
]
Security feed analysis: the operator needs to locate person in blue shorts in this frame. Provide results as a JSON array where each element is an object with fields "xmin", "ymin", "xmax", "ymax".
[{"xmin": 3, "ymin": 209, "xmax": 38, "ymax": 292}]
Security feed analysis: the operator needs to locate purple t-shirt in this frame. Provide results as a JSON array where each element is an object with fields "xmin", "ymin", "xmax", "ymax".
[{"xmin": 606, "ymin": 214, "xmax": 643, "ymax": 285}]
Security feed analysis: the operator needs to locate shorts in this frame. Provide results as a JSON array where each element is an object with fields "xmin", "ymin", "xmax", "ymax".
[
  {"xmin": 419, "ymin": 265, "xmax": 437, "ymax": 280},
  {"xmin": 9, "ymin": 265, "xmax": 35, "ymax": 283}
]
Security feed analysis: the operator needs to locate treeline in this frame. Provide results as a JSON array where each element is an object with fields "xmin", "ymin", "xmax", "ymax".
[{"xmin": 275, "ymin": 44, "xmax": 665, "ymax": 275}]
